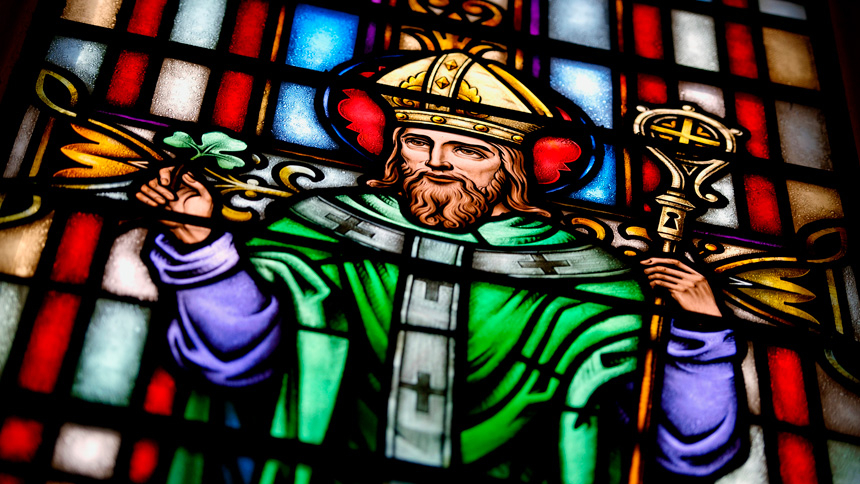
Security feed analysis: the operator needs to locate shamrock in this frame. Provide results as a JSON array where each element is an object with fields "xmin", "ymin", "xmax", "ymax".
[{"xmin": 163, "ymin": 131, "xmax": 248, "ymax": 170}]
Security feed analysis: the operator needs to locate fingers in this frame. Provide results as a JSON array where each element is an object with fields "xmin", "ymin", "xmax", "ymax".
[
  {"xmin": 642, "ymin": 265, "xmax": 689, "ymax": 280},
  {"xmin": 647, "ymin": 273, "xmax": 692, "ymax": 288},
  {"xmin": 158, "ymin": 166, "xmax": 174, "ymax": 185},
  {"xmin": 640, "ymin": 257, "xmax": 695, "ymax": 275},
  {"xmin": 139, "ymin": 184, "xmax": 169, "ymax": 206},
  {"xmin": 649, "ymin": 279, "xmax": 682, "ymax": 290},
  {"xmin": 180, "ymin": 173, "xmax": 212, "ymax": 201},
  {"xmin": 135, "ymin": 190, "xmax": 162, "ymax": 207},
  {"xmin": 148, "ymin": 177, "xmax": 176, "ymax": 201}
]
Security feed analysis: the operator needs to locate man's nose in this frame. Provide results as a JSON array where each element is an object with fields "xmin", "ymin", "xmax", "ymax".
[{"xmin": 426, "ymin": 146, "xmax": 452, "ymax": 170}]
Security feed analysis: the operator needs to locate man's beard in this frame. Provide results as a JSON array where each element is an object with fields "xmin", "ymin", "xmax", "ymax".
[{"xmin": 400, "ymin": 164, "xmax": 505, "ymax": 230}]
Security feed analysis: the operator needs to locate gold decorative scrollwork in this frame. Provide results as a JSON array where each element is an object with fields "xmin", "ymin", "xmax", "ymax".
[
  {"xmin": 392, "ymin": 72, "xmax": 426, "ymax": 108},
  {"xmin": 206, "ymin": 162, "xmax": 319, "ymax": 222},
  {"xmin": 408, "ymin": 0, "xmax": 505, "ymax": 26}
]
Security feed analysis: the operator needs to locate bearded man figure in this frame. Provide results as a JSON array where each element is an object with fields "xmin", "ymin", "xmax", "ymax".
[{"xmin": 137, "ymin": 53, "xmax": 742, "ymax": 483}]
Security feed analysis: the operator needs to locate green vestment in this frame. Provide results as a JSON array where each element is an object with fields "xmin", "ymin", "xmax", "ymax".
[{"xmin": 245, "ymin": 193, "xmax": 644, "ymax": 484}]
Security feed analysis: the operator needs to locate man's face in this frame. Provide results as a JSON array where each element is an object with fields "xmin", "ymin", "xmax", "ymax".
[
  {"xmin": 395, "ymin": 128, "xmax": 507, "ymax": 229},
  {"xmin": 399, "ymin": 128, "xmax": 503, "ymax": 188}
]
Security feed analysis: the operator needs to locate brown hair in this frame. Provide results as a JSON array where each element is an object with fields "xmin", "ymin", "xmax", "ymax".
[{"xmin": 367, "ymin": 127, "xmax": 551, "ymax": 218}]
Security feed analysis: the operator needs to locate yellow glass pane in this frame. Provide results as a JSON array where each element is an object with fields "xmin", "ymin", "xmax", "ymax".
[
  {"xmin": 61, "ymin": 0, "xmax": 123, "ymax": 29},
  {"xmin": 785, "ymin": 180, "xmax": 843, "ymax": 232},
  {"xmin": 0, "ymin": 211, "xmax": 54, "ymax": 278},
  {"xmin": 762, "ymin": 28, "xmax": 820, "ymax": 90}
]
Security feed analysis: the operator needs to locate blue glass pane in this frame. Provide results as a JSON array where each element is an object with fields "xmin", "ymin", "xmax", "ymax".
[
  {"xmin": 272, "ymin": 83, "xmax": 339, "ymax": 149},
  {"xmin": 759, "ymin": 0, "xmax": 807, "ymax": 20},
  {"xmin": 169, "ymin": 0, "xmax": 228, "ymax": 49},
  {"xmin": 549, "ymin": 58, "xmax": 613, "ymax": 128},
  {"xmin": 570, "ymin": 145, "xmax": 616, "ymax": 205},
  {"xmin": 286, "ymin": 4, "xmax": 359, "ymax": 72},
  {"xmin": 548, "ymin": 0, "xmax": 611, "ymax": 50},
  {"xmin": 45, "ymin": 36, "xmax": 107, "ymax": 91}
]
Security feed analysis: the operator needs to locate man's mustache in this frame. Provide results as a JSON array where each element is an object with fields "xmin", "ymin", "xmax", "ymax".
[{"xmin": 407, "ymin": 168, "xmax": 464, "ymax": 184}]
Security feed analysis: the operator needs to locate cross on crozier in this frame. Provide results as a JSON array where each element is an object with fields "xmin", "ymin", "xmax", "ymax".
[
  {"xmin": 401, "ymin": 372, "xmax": 445, "ymax": 413},
  {"xmin": 418, "ymin": 278, "xmax": 454, "ymax": 302},
  {"xmin": 650, "ymin": 118, "xmax": 721, "ymax": 147},
  {"xmin": 325, "ymin": 214, "xmax": 375, "ymax": 238},
  {"xmin": 518, "ymin": 254, "xmax": 570, "ymax": 275}
]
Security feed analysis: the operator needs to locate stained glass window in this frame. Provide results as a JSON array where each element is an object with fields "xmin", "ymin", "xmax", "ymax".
[{"xmin": 0, "ymin": 0, "xmax": 858, "ymax": 483}]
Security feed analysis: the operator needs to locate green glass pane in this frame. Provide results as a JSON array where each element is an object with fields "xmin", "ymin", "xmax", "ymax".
[
  {"xmin": 298, "ymin": 330, "xmax": 348, "ymax": 444},
  {"xmin": 184, "ymin": 389, "xmax": 211, "ymax": 422},
  {"xmin": 0, "ymin": 282, "xmax": 28, "ymax": 377},
  {"xmin": 166, "ymin": 447, "xmax": 204, "ymax": 484},
  {"xmin": 71, "ymin": 299, "xmax": 150, "ymax": 406}
]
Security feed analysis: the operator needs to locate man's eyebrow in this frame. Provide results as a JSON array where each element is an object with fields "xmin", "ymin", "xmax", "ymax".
[
  {"xmin": 401, "ymin": 134, "xmax": 432, "ymax": 142},
  {"xmin": 445, "ymin": 141, "xmax": 494, "ymax": 153}
]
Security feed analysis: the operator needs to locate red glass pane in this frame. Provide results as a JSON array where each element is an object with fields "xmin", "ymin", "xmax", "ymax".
[
  {"xmin": 768, "ymin": 347, "xmax": 809, "ymax": 425},
  {"xmin": 744, "ymin": 174, "xmax": 782, "ymax": 235},
  {"xmin": 212, "ymin": 71, "xmax": 254, "ymax": 132},
  {"xmin": 637, "ymin": 74, "xmax": 667, "ymax": 104},
  {"xmin": 642, "ymin": 155, "xmax": 660, "ymax": 193},
  {"xmin": 0, "ymin": 417, "xmax": 42, "ymax": 462},
  {"xmin": 106, "ymin": 51, "xmax": 149, "ymax": 107},
  {"xmin": 230, "ymin": 0, "xmax": 269, "ymax": 57},
  {"xmin": 18, "ymin": 292, "xmax": 82, "ymax": 393},
  {"xmin": 735, "ymin": 93, "xmax": 769, "ymax": 159},
  {"xmin": 722, "ymin": 0, "xmax": 748, "ymax": 7},
  {"xmin": 641, "ymin": 155, "xmax": 661, "ymax": 212},
  {"xmin": 50, "ymin": 213, "xmax": 104, "ymax": 284},
  {"xmin": 129, "ymin": 439, "xmax": 159, "ymax": 483},
  {"xmin": 726, "ymin": 23, "xmax": 758, "ymax": 79},
  {"xmin": 128, "ymin": 0, "xmax": 170, "ymax": 37},
  {"xmin": 144, "ymin": 367, "xmax": 176, "ymax": 415},
  {"xmin": 633, "ymin": 4, "xmax": 663, "ymax": 60},
  {"xmin": 778, "ymin": 433, "xmax": 818, "ymax": 484}
]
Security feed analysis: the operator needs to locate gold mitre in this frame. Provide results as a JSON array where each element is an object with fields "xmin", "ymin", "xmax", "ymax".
[{"xmin": 376, "ymin": 52, "xmax": 554, "ymax": 145}]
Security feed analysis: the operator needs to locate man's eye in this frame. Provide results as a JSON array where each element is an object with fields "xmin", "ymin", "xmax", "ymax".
[
  {"xmin": 455, "ymin": 147, "xmax": 487, "ymax": 159},
  {"xmin": 405, "ymin": 138, "xmax": 429, "ymax": 147}
]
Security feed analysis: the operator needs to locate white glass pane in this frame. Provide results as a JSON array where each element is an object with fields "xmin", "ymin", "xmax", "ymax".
[
  {"xmin": 548, "ymin": 0, "xmax": 611, "ymax": 50},
  {"xmin": 775, "ymin": 101, "xmax": 832, "ymax": 170},
  {"xmin": 697, "ymin": 174, "xmax": 738, "ymax": 228},
  {"xmin": 679, "ymin": 81, "xmax": 725, "ymax": 117},
  {"xmin": 52, "ymin": 424, "xmax": 121, "ymax": 479},
  {"xmin": 170, "ymin": 0, "xmax": 227, "ymax": 49},
  {"xmin": 759, "ymin": 0, "xmax": 807, "ymax": 20},
  {"xmin": 102, "ymin": 228, "xmax": 158, "ymax": 301},
  {"xmin": 45, "ymin": 36, "xmax": 108, "ymax": 91},
  {"xmin": 716, "ymin": 426, "xmax": 768, "ymax": 484},
  {"xmin": 150, "ymin": 59, "xmax": 210, "ymax": 122},
  {"xmin": 5, "ymin": 106, "xmax": 40, "ymax": 178},
  {"xmin": 672, "ymin": 10, "xmax": 719, "ymax": 72}
]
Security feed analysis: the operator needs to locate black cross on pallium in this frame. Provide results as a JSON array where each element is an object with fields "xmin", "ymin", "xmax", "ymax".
[
  {"xmin": 325, "ymin": 213, "xmax": 375, "ymax": 238},
  {"xmin": 418, "ymin": 278, "xmax": 454, "ymax": 302},
  {"xmin": 401, "ymin": 372, "xmax": 445, "ymax": 413},
  {"xmin": 517, "ymin": 254, "xmax": 570, "ymax": 275}
]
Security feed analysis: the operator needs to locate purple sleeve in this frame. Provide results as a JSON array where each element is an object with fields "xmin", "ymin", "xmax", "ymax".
[
  {"xmin": 656, "ymin": 322, "xmax": 741, "ymax": 476},
  {"xmin": 150, "ymin": 233, "xmax": 282, "ymax": 387}
]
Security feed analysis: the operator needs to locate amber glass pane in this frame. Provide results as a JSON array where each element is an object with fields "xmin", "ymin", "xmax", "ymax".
[{"xmin": 762, "ymin": 28, "xmax": 820, "ymax": 90}]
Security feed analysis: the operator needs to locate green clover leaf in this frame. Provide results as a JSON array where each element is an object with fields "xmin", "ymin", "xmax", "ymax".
[{"xmin": 163, "ymin": 131, "xmax": 248, "ymax": 170}]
